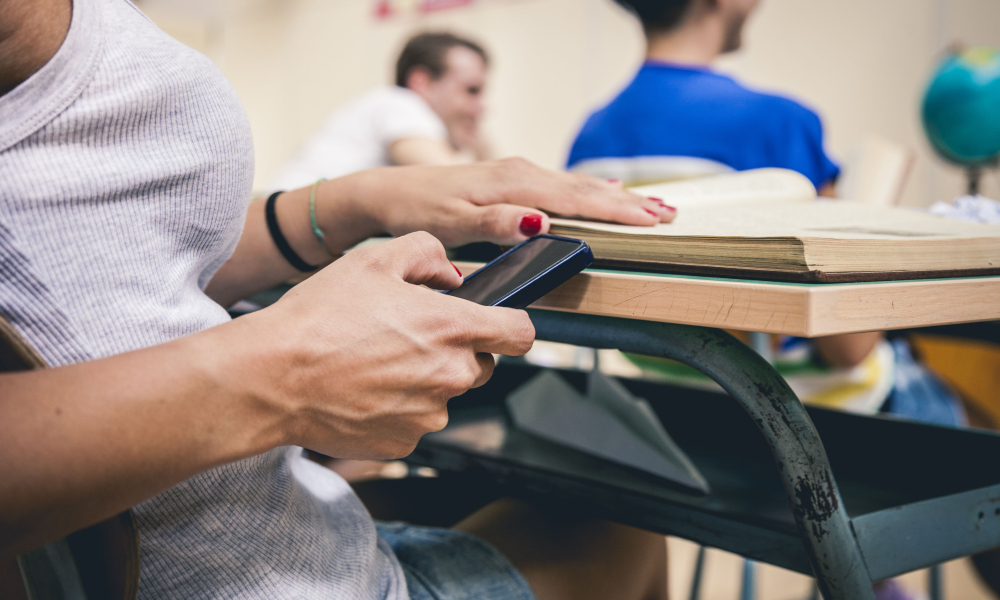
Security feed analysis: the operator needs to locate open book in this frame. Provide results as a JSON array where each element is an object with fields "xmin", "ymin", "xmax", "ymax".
[{"xmin": 549, "ymin": 169, "xmax": 1000, "ymax": 282}]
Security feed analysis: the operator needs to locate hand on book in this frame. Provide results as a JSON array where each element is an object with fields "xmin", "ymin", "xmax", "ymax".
[{"xmin": 353, "ymin": 157, "xmax": 675, "ymax": 248}]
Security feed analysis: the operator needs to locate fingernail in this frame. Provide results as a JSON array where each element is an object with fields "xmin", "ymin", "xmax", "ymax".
[
  {"xmin": 643, "ymin": 208, "xmax": 659, "ymax": 217},
  {"xmin": 519, "ymin": 213, "xmax": 542, "ymax": 236},
  {"xmin": 648, "ymin": 197, "xmax": 676, "ymax": 214},
  {"xmin": 451, "ymin": 262, "xmax": 462, "ymax": 277},
  {"xmin": 607, "ymin": 178, "xmax": 620, "ymax": 183}
]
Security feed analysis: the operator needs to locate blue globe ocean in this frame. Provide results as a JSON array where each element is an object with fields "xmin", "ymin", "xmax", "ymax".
[{"xmin": 921, "ymin": 47, "xmax": 1000, "ymax": 166}]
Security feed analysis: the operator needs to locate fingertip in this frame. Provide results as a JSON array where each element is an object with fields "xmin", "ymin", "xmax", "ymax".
[
  {"xmin": 443, "ymin": 264, "xmax": 465, "ymax": 289},
  {"xmin": 389, "ymin": 232, "xmax": 463, "ymax": 288},
  {"xmin": 647, "ymin": 197, "xmax": 677, "ymax": 222},
  {"xmin": 512, "ymin": 309, "xmax": 536, "ymax": 355},
  {"xmin": 518, "ymin": 211, "xmax": 546, "ymax": 238},
  {"xmin": 632, "ymin": 205, "xmax": 661, "ymax": 225}
]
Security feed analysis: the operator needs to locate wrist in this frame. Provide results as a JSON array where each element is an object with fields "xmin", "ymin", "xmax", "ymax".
[
  {"xmin": 314, "ymin": 171, "xmax": 385, "ymax": 255},
  {"xmin": 187, "ymin": 315, "xmax": 296, "ymax": 458}
]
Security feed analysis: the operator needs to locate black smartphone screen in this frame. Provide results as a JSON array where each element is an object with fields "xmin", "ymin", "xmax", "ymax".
[{"xmin": 447, "ymin": 237, "xmax": 585, "ymax": 306}]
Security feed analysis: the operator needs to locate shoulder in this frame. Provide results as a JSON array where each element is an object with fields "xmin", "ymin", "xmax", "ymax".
[
  {"xmin": 100, "ymin": 0, "xmax": 223, "ymax": 85},
  {"xmin": 94, "ymin": 0, "xmax": 253, "ymax": 154},
  {"xmin": 729, "ymin": 81, "xmax": 824, "ymax": 135},
  {"xmin": 362, "ymin": 86, "xmax": 436, "ymax": 114},
  {"xmin": 338, "ymin": 86, "xmax": 442, "ymax": 128},
  {"xmin": 727, "ymin": 83, "xmax": 838, "ymax": 187},
  {"xmin": 365, "ymin": 86, "xmax": 447, "ymax": 141},
  {"xmin": 567, "ymin": 105, "xmax": 620, "ymax": 167}
]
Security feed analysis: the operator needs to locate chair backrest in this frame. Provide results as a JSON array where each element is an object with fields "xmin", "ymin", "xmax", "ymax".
[{"xmin": 0, "ymin": 317, "xmax": 140, "ymax": 600}]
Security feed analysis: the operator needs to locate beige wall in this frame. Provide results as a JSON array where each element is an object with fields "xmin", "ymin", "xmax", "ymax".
[{"xmin": 142, "ymin": 0, "xmax": 1000, "ymax": 206}]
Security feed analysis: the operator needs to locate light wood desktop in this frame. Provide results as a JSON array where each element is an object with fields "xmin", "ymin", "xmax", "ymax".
[{"xmin": 454, "ymin": 262, "xmax": 1000, "ymax": 338}]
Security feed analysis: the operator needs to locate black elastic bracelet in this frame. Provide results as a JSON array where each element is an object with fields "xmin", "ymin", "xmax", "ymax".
[{"xmin": 265, "ymin": 191, "xmax": 318, "ymax": 272}]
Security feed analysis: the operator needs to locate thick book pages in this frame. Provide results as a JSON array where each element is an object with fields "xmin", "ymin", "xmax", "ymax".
[
  {"xmin": 627, "ymin": 167, "xmax": 817, "ymax": 208},
  {"xmin": 549, "ymin": 169, "xmax": 1000, "ymax": 282}
]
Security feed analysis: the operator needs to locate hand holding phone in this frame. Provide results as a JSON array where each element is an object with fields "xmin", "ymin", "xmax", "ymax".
[{"xmin": 445, "ymin": 235, "xmax": 593, "ymax": 309}]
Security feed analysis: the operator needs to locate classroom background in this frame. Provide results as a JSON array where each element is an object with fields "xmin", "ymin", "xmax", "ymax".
[
  {"xmin": 134, "ymin": 1, "xmax": 1000, "ymax": 597},
  {"xmin": 139, "ymin": 0, "xmax": 1000, "ymax": 206}
]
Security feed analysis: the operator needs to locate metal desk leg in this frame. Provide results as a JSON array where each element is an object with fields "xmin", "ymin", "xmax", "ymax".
[
  {"xmin": 689, "ymin": 546, "xmax": 706, "ymax": 600},
  {"xmin": 740, "ymin": 560, "xmax": 756, "ymax": 600},
  {"xmin": 928, "ymin": 564, "xmax": 943, "ymax": 600},
  {"xmin": 528, "ymin": 310, "xmax": 875, "ymax": 600}
]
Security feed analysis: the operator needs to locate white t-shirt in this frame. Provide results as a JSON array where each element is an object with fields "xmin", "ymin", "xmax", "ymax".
[{"xmin": 268, "ymin": 86, "xmax": 448, "ymax": 191}]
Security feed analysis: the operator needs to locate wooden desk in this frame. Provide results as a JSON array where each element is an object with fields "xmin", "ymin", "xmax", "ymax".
[
  {"xmin": 244, "ymin": 265, "xmax": 1000, "ymax": 600},
  {"xmin": 455, "ymin": 262, "xmax": 1000, "ymax": 337}
]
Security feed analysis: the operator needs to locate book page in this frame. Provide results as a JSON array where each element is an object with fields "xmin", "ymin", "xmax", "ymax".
[
  {"xmin": 627, "ymin": 168, "xmax": 817, "ymax": 209},
  {"xmin": 552, "ymin": 201, "xmax": 1000, "ymax": 241}
]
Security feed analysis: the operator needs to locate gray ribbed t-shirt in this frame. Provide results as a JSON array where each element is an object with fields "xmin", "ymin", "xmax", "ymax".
[{"xmin": 0, "ymin": 0, "xmax": 406, "ymax": 598}]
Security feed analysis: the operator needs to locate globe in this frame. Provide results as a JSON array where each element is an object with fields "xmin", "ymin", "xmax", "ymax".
[{"xmin": 921, "ymin": 47, "xmax": 1000, "ymax": 168}]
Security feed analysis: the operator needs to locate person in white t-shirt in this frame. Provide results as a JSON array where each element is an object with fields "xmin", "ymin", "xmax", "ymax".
[{"xmin": 269, "ymin": 32, "xmax": 491, "ymax": 191}]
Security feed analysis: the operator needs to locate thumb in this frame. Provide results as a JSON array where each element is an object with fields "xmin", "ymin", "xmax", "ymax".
[
  {"xmin": 457, "ymin": 203, "xmax": 551, "ymax": 246},
  {"xmin": 371, "ymin": 232, "xmax": 463, "ymax": 290}
]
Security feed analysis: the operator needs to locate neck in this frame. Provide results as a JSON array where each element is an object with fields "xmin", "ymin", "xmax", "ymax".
[
  {"xmin": 645, "ymin": 18, "xmax": 725, "ymax": 67},
  {"xmin": 0, "ymin": 0, "xmax": 72, "ymax": 97}
]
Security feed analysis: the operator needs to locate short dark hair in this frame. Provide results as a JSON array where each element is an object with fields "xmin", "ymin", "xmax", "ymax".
[
  {"xmin": 395, "ymin": 32, "xmax": 489, "ymax": 88},
  {"xmin": 613, "ymin": 0, "xmax": 693, "ymax": 36}
]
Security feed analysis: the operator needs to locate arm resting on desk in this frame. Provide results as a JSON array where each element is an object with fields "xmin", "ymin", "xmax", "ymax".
[
  {"xmin": 205, "ymin": 159, "xmax": 674, "ymax": 308},
  {"xmin": 389, "ymin": 137, "xmax": 470, "ymax": 166},
  {"xmin": 814, "ymin": 332, "xmax": 883, "ymax": 368}
]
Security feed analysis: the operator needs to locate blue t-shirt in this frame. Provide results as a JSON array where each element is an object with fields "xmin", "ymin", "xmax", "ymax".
[{"xmin": 567, "ymin": 62, "xmax": 839, "ymax": 189}]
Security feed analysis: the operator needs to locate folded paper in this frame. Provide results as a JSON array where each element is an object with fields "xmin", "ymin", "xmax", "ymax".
[{"xmin": 506, "ymin": 370, "xmax": 710, "ymax": 494}]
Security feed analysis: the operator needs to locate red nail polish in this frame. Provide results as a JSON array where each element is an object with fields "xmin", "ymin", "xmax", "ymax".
[
  {"xmin": 607, "ymin": 178, "xmax": 621, "ymax": 183},
  {"xmin": 519, "ymin": 213, "xmax": 542, "ymax": 236},
  {"xmin": 647, "ymin": 197, "xmax": 676, "ymax": 213},
  {"xmin": 643, "ymin": 208, "xmax": 659, "ymax": 217},
  {"xmin": 451, "ymin": 262, "xmax": 462, "ymax": 277}
]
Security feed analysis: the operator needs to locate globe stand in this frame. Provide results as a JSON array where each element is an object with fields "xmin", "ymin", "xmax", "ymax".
[{"xmin": 967, "ymin": 166, "xmax": 982, "ymax": 197}]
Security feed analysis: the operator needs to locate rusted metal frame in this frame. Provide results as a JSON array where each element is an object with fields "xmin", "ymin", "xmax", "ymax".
[{"xmin": 527, "ymin": 309, "xmax": 875, "ymax": 600}]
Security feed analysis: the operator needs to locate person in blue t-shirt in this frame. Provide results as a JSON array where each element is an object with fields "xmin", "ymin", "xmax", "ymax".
[
  {"xmin": 568, "ymin": 0, "xmax": 839, "ymax": 194},
  {"xmin": 570, "ymin": 0, "xmax": 884, "ymax": 377},
  {"xmin": 568, "ymin": 2, "xmax": 973, "ymax": 598}
]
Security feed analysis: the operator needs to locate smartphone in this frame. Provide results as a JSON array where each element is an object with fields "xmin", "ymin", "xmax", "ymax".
[{"xmin": 445, "ymin": 234, "xmax": 593, "ymax": 309}]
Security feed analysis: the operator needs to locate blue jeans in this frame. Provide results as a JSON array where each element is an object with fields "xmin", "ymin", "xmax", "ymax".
[
  {"xmin": 377, "ymin": 521, "xmax": 536, "ymax": 600},
  {"xmin": 882, "ymin": 338, "xmax": 967, "ymax": 427}
]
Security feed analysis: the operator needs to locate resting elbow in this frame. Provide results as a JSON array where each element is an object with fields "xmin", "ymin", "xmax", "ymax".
[{"xmin": 813, "ymin": 332, "xmax": 883, "ymax": 368}]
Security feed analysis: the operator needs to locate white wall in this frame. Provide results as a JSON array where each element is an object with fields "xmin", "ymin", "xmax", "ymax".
[{"xmin": 142, "ymin": 0, "xmax": 1000, "ymax": 206}]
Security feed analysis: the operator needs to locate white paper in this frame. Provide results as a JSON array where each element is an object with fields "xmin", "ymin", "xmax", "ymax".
[{"xmin": 506, "ymin": 370, "xmax": 710, "ymax": 494}]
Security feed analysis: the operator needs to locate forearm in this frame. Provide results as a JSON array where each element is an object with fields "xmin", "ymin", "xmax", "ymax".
[
  {"xmin": 206, "ymin": 172, "xmax": 381, "ymax": 307},
  {"xmin": 389, "ymin": 137, "xmax": 465, "ymax": 166},
  {"xmin": 0, "ymin": 314, "xmax": 288, "ymax": 559},
  {"xmin": 813, "ymin": 331, "xmax": 883, "ymax": 368},
  {"xmin": 206, "ymin": 159, "xmax": 673, "ymax": 307}
]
